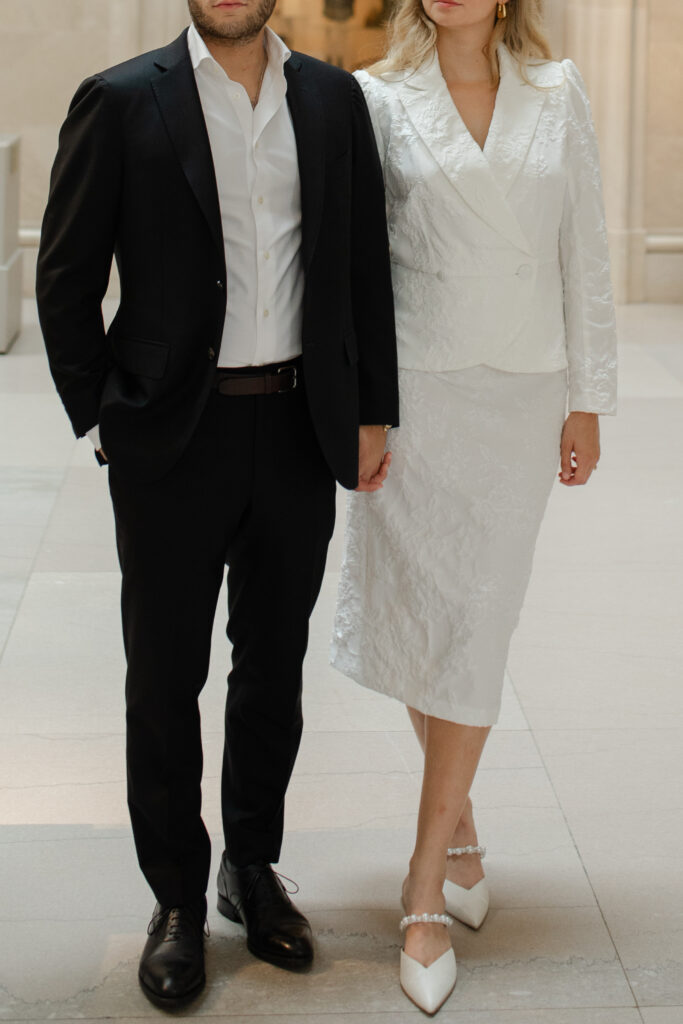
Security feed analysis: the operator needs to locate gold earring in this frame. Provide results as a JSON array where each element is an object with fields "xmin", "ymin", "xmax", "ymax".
[{"xmin": 497, "ymin": 2, "xmax": 507, "ymax": 18}]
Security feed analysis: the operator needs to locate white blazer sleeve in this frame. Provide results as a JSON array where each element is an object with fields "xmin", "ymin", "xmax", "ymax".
[{"xmin": 559, "ymin": 60, "xmax": 618, "ymax": 415}]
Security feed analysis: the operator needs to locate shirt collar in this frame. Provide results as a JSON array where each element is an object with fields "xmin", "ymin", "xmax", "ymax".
[{"xmin": 187, "ymin": 22, "xmax": 291, "ymax": 77}]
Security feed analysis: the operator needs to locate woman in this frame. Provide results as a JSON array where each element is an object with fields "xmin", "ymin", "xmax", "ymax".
[{"xmin": 332, "ymin": 0, "xmax": 617, "ymax": 1014}]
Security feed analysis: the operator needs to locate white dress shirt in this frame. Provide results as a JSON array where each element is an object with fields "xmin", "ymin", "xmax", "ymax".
[
  {"xmin": 188, "ymin": 23, "xmax": 303, "ymax": 368},
  {"xmin": 88, "ymin": 23, "xmax": 303, "ymax": 450}
]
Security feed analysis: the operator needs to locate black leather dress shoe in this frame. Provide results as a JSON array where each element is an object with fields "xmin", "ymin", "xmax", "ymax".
[
  {"xmin": 217, "ymin": 855, "xmax": 313, "ymax": 970},
  {"xmin": 138, "ymin": 901, "xmax": 206, "ymax": 1008}
]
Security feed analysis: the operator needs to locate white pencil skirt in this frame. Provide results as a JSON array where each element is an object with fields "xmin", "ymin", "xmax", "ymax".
[{"xmin": 331, "ymin": 364, "xmax": 568, "ymax": 727}]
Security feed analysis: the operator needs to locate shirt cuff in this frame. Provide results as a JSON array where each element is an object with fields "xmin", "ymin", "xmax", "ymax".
[{"xmin": 86, "ymin": 425, "xmax": 102, "ymax": 450}]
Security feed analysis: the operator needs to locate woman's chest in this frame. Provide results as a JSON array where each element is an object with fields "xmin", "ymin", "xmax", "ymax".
[
  {"xmin": 384, "ymin": 102, "xmax": 569, "ymax": 232},
  {"xmin": 445, "ymin": 81, "xmax": 497, "ymax": 151}
]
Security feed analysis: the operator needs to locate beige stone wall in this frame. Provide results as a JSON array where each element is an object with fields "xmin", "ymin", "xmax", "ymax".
[
  {"xmin": 1, "ymin": 0, "xmax": 681, "ymax": 301},
  {"xmin": 555, "ymin": 0, "xmax": 682, "ymax": 302},
  {"xmin": 0, "ymin": 0, "xmax": 190, "ymax": 293},
  {"xmin": 643, "ymin": 0, "xmax": 683, "ymax": 301}
]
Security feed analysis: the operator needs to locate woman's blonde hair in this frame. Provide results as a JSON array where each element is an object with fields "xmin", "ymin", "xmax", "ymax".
[{"xmin": 370, "ymin": 0, "xmax": 552, "ymax": 83}]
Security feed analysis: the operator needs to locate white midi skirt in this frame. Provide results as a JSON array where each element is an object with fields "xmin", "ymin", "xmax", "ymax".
[{"xmin": 331, "ymin": 365, "xmax": 568, "ymax": 727}]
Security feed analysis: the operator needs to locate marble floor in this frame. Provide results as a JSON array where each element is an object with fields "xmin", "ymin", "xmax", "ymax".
[{"xmin": 1, "ymin": 300, "xmax": 682, "ymax": 1024}]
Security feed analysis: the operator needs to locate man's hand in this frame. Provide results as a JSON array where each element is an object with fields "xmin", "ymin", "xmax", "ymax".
[
  {"xmin": 559, "ymin": 412, "xmax": 600, "ymax": 486},
  {"xmin": 356, "ymin": 425, "xmax": 391, "ymax": 493}
]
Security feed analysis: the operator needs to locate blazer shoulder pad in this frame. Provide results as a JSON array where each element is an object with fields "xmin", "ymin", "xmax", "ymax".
[
  {"xmin": 557, "ymin": 59, "xmax": 596, "ymax": 122},
  {"xmin": 289, "ymin": 51, "xmax": 353, "ymax": 84},
  {"xmin": 97, "ymin": 32, "xmax": 188, "ymax": 91},
  {"xmin": 524, "ymin": 58, "xmax": 566, "ymax": 89}
]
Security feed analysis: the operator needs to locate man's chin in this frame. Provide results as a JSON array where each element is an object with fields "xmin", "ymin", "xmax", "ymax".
[{"xmin": 189, "ymin": 0, "xmax": 276, "ymax": 43}]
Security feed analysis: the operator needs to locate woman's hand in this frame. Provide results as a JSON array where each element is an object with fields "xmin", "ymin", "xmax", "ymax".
[
  {"xmin": 356, "ymin": 425, "xmax": 392, "ymax": 492},
  {"xmin": 559, "ymin": 412, "xmax": 600, "ymax": 486}
]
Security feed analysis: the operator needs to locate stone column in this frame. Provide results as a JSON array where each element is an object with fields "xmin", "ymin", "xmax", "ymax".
[
  {"xmin": 0, "ymin": 135, "xmax": 22, "ymax": 353},
  {"xmin": 562, "ymin": 0, "xmax": 648, "ymax": 303}
]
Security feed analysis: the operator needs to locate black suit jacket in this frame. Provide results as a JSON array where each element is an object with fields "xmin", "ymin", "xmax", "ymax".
[{"xmin": 36, "ymin": 30, "xmax": 398, "ymax": 488}]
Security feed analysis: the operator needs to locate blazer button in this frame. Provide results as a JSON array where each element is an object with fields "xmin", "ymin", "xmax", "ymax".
[
  {"xmin": 208, "ymin": 347, "xmax": 216, "ymax": 360},
  {"xmin": 216, "ymin": 280, "xmax": 225, "ymax": 290},
  {"xmin": 516, "ymin": 264, "xmax": 533, "ymax": 280}
]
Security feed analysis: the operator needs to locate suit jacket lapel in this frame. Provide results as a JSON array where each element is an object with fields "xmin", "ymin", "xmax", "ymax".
[
  {"xmin": 397, "ymin": 54, "xmax": 532, "ymax": 254},
  {"xmin": 285, "ymin": 55, "xmax": 325, "ymax": 273},
  {"xmin": 484, "ymin": 46, "xmax": 546, "ymax": 198},
  {"xmin": 151, "ymin": 30, "xmax": 224, "ymax": 259}
]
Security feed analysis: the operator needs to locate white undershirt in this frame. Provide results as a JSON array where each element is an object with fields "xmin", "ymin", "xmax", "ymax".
[{"xmin": 87, "ymin": 23, "xmax": 303, "ymax": 450}]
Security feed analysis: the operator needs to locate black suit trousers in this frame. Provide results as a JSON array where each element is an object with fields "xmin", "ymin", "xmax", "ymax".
[{"xmin": 108, "ymin": 366, "xmax": 336, "ymax": 907}]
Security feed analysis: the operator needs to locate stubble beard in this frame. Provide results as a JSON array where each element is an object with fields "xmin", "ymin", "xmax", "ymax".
[{"xmin": 188, "ymin": 0, "xmax": 277, "ymax": 44}]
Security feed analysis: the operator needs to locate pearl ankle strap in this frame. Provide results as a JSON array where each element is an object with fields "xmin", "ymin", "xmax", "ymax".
[
  {"xmin": 400, "ymin": 912, "xmax": 454, "ymax": 931},
  {"xmin": 447, "ymin": 844, "xmax": 486, "ymax": 858}
]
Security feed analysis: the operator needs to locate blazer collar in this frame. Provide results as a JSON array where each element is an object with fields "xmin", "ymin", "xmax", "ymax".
[
  {"xmin": 485, "ymin": 46, "xmax": 547, "ymax": 198},
  {"xmin": 284, "ymin": 54, "xmax": 326, "ymax": 273},
  {"xmin": 151, "ymin": 35, "xmax": 324, "ymax": 274},
  {"xmin": 396, "ymin": 46, "xmax": 546, "ymax": 253},
  {"xmin": 151, "ymin": 30, "xmax": 224, "ymax": 258}
]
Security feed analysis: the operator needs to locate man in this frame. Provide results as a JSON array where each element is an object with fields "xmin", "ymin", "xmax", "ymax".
[{"xmin": 37, "ymin": 0, "xmax": 398, "ymax": 1008}]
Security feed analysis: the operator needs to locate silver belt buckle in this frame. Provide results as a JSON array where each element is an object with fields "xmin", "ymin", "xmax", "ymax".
[{"xmin": 276, "ymin": 365, "xmax": 297, "ymax": 392}]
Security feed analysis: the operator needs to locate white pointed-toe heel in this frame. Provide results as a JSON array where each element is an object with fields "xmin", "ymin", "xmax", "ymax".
[
  {"xmin": 444, "ymin": 845, "xmax": 489, "ymax": 930},
  {"xmin": 399, "ymin": 913, "xmax": 457, "ymax": 1015}
]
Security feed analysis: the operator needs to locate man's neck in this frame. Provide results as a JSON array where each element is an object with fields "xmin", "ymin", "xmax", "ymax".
[{"xmin": 198, "ymin": 27, "xmax": 268, "ymax": 86}]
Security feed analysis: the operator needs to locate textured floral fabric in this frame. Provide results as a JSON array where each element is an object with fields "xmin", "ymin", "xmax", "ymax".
[
  {"xmin": 331, "ymin": 367, "xmax": 568, "ymax": 726},
  {"xmin": 354, "ymin": 48, "xmax": 617, "ymax": 414}
]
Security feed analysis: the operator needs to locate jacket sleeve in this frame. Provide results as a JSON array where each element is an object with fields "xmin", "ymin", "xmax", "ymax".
[
  {"xmin": 36, "ymin": 75, "xmax": 123, "ymax": 438},
  {"xmin": 559, "ymin": 60, "xmax": 618, "ymax": 415},
  {"xmin": 349, "ymin": 75, "xmax": 399, "ymax": 427}
]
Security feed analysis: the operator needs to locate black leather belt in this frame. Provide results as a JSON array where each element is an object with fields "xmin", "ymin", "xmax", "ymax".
[{"xmin": 213, "ymin": 359, "xmax": 299, "ymax": 397}]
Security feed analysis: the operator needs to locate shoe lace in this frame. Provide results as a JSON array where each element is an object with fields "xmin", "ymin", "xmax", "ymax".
[
  {"xmin": 166, "ymin": 908, "xmax": 185, "ymax": 941},
  {"xmin": 242, "ymin": 867, "xmax": 301, "ymax": 906},
  {"xmin": 147, "ymin": 905, "xmax": 210, "ymax": 939},
  {"xmin": 275, "ymin": 872, "xmax": 300, "ymax": 897}
]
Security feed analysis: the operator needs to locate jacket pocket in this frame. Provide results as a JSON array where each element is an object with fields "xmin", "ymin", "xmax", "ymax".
[
  {"xmin": 344, "ymin": 330, "xmax": 359, "ymax": 366},
  {"xmin": 112, "ymin": 336, "xmax": 169, "ymax": 380}
]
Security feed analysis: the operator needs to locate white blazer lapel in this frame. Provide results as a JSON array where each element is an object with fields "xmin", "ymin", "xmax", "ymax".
[
  {"xmin": 396, "ymin": 55, "xmax": 532, "ymax": 254},
  {"xmin": 484, "ymin": 46, "xmax": 547, "ymax": 197}
]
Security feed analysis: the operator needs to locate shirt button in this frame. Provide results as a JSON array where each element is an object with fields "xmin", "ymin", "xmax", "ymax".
[
  {"xmin": 264, "ymin": 251, "xmax": 271, "ymax": 260},
  {"xmin": 258, "ymin": 196, "xmax": 264, "ymax": 205},
  {"xmin": 208, "ymin": 347, "xmax": 216, "ymax": 360},
  {"xmin": 263, "ymin": 309, "xmax": 270, "ymax": 318},
  {"xmin": 516, "ymin": 264, "xmax": 533, "ymax": 280}
]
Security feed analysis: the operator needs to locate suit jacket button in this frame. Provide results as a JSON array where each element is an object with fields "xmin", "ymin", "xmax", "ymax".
[
  {"xmin": 516, "ymin": 264, "xmax": 533, "ymax": 280},
  {"xmin": 208, "ymin": 347, "xmax": 216, "ymax": 360},
  {"xmin": 216, "ymin": 280, "xmax": 224, "ymax": 290}
]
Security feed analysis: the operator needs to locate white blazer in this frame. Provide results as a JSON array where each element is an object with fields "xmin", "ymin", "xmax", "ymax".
[{"xmin": 355, "ymin": 47, "xmax": 618, "ymax": 414}]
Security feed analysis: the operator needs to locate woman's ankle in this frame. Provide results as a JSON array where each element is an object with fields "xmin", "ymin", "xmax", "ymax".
[
  {"xmin": 449, "ymin": 798, "xmax": 478, "ymax": 848},
  {"xmin": 404, "ymin": 868, "xmax": 446, "ymax": 913}
]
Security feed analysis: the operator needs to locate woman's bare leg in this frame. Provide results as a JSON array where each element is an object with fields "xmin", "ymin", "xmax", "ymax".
[
  {"xmin": 402, "ymin": 713, "xmax": 490, "ymax": 966},
  {"xmin": 446, "ymin": 795, "xmax": 486, "ymax": 889},
  {"xmin": 407, "ymin": 706, "xmax": 427, "ymax": 748},
  {"xmin": 407, "ymin": 708, "xmax": 486, "ymax": 891}
]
